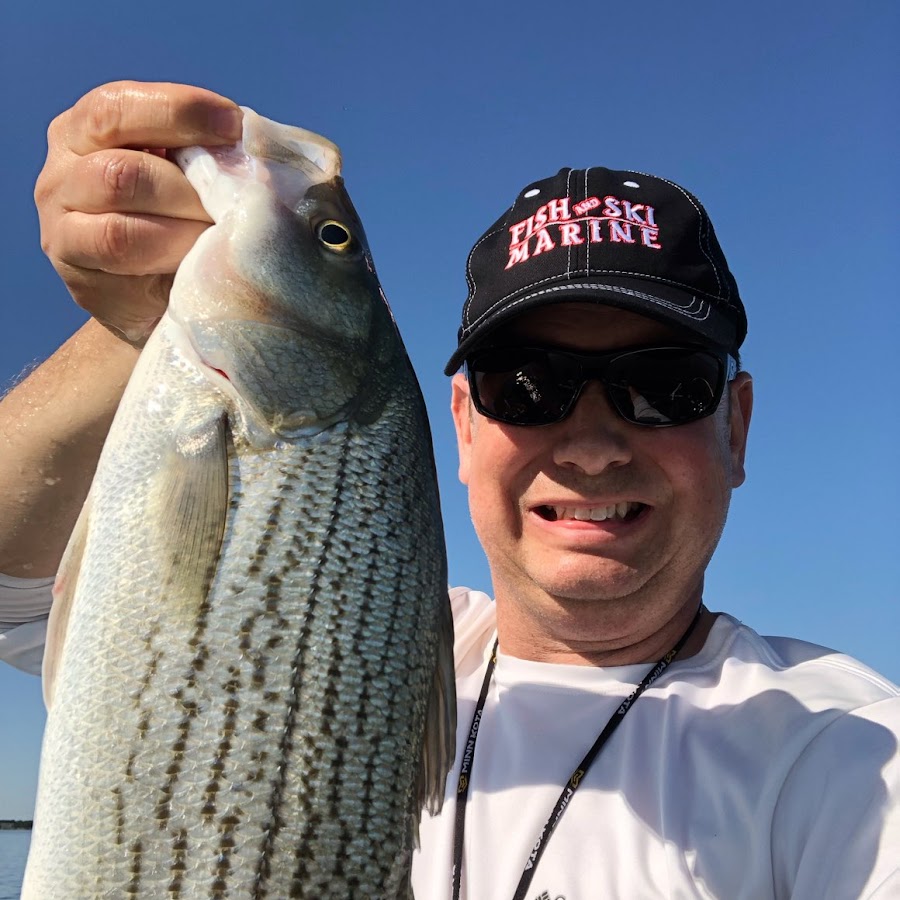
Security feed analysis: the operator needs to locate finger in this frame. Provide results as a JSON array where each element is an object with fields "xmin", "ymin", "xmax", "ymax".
[
  {"xmin": 52, "ymin": 211, "xmax": 210, "ymax": 276},
  {"xmin": 54, "ymin": 81, "xmax": 243, "ymax": 156},
  {"xmin": 55, "ymin": 265, "xmax": 174, "ymax": 344},
  {"xmin": 58, "ymin": 148, "xmax": 211, "ymax": 221}
]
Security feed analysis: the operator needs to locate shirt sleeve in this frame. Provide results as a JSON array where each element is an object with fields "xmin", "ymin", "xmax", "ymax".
[
  {"xmin": 772, "ymin": 697, "xmax": 900, "ymax": 899},
  {"xmin": 0, "ymin": 572, "xmax": 54, "ymax": 675},
  {"xmin": 447, "ymin": 585, "xmax": 496, "ymax": 673}
]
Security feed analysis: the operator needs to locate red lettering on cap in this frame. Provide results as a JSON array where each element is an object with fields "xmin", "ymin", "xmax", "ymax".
[
  {"xmin": 640, "ymin": 226, "xmax": 661, "ymax": 249},
  {"xmin": 532, "ymin": 228, "xmax": 556, "ymax": 256},
  {"xmin": 506, "ymin": 242, "xmax": 530, "ymax": 268},
  {"xmin": 610, "ymin": 221, "xmax": 635, "ymax": 243},
  {"xmin": 559, "ymin": 222, "xmax": 584, "ymax": 246}
]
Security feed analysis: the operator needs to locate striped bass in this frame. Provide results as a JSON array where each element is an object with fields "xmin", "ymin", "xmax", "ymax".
[{"xmin": 22, "ymin": 110, "xmax": 455, "ymax": 899}]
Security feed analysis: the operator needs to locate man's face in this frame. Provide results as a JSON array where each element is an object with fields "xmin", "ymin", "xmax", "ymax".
[{"xmin": 451, "ymin": 303, "xmax": 753, "ymax": 648}]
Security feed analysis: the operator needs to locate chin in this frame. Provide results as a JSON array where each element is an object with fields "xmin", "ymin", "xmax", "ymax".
[{"xmin": 529, "ymin": 565, "xmax": 653, "ymax": 606}]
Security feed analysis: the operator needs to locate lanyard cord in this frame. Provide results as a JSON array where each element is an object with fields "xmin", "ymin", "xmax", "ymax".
[{"xmin": 450, "ymin": 605, "xmax": 704, "ymax": 900}]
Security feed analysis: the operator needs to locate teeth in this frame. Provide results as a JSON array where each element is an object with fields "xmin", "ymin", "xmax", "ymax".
[{"xmin": 551, "ymin": 502, "xmax": 641, "ymax": 522}]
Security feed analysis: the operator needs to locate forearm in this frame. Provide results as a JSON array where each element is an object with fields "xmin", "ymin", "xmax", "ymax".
[
  {"xmin": 0, "ymin": 319, "xmax": 139, "ymax": 577},
  {"xmin": 2, "ymin": 81, "xmax": 241, "ymax": 580}
]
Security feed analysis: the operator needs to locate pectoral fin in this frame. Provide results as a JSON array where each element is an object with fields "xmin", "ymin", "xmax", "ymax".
[
  {"xmin": 414, "ymin": 591, "xmax": 457, "ymax": 832},
  {"xmin": 153, "ymin": 413, "xmax": 230, "ymax": 611},
  {"xmin": 43, "ymin": 492, "xmax": 93, "ymax": 708}
]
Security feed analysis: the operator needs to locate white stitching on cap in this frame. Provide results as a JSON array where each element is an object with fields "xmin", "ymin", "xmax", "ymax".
[
  {"xmin": 463, "ymin": 283, "xmax": 712, "ymax": 332},
  {"xmin": 463, "ymin": 265, "xmax": 714, "ymax": 332},
  {"xmin": 584, "ymin": 168, "xmax": 591, "ymax": 274},
  {"xmin": 463, "ymin": 172, "xmax": 733, "ymax": 333},
  {"xmin": 463, "ymin": 226, "xmax": 506, "ymax": 326},
  {"xmin": 566, "ymin": 168, "xmax": 574, "ymax": 278},
  {"xmin": 633, "ymin": 170, "xmax": 723, "ymax": 297}
]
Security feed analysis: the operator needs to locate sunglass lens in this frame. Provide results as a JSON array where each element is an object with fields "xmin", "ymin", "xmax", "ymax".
[
  {"xmin": 607, "ymin": 349, "xmax": 723, "ymax": 425},
  {"xmin": 473, "ymin": 350, "xmax": 574, "ymax": 424}
]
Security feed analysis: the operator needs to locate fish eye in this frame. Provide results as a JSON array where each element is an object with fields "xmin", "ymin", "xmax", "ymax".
[{"xmin": 316, "ymin": 220, "xmax": 353, "ymax": 253}]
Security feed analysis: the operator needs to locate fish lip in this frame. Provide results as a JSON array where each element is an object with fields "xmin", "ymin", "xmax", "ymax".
[
  {"xmin": 196, "ymin": 355, "xmax": 232, "ymax": 384},
  {"xmin": 163, "ymin": 312, "xmax": 259, "ymax": 430},
  {"xmin": 166, "ymin": 313, "xmax": 234, "ymax": 385}
]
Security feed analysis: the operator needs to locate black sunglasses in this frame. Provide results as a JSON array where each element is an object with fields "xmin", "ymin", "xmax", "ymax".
[{"xmin": 466, "ymin": 344, "xmax": 737, "ymax": 428}]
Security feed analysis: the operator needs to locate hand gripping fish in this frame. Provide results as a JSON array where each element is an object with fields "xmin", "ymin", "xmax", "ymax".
[{"xmin": 22, "ymin": 110, "xmax": 456, "ymax": 899}]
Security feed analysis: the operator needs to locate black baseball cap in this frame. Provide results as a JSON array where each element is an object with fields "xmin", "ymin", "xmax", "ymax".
[{"xmin": 444, "ymin": 166, "xmax": 747, "ymax": 374}]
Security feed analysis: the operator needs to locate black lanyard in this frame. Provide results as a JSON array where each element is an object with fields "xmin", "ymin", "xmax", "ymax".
[{"xmin": 450, "ymin": 605, "xmax": 704, "ymax": 900}]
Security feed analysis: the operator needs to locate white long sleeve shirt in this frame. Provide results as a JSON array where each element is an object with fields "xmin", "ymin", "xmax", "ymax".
[{"xmin": 412, "ymin": 588, "xmax": 900, "ymax": 900}]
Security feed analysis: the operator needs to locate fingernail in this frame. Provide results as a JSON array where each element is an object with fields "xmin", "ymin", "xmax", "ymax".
[{"xmin": 209, "ymin": 107, "xmax": 243, "ymax": 141}]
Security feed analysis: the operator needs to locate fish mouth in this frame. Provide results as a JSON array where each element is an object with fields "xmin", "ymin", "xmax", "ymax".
[
  {"xmin": 164, "ymin": 315, "xmax": 355, "ymax": 442},
  {"xmin": 535, "ymin": 501, "xmax": 647, "ymax": 523},
  {"xmin": 205, "ymin": 364, "xmax": 231, "ymax": 382},
  {"xmin": 184, "ymin": 331, "xmax": 234, "ymax": 387},
  {"xmin": 164, "ymin": 313, "xmax": 230, "ymax": 383}
]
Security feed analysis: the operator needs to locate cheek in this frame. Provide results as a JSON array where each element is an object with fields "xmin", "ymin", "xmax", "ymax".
[
  {"xmin": 464, "ymin": 425, "xmax": 537, "ymax": 535},
  {"xmin": 466, "ymin": 466, "xmax": 512, "ymax": 550},
  {"xmin": 650, "ymin": 422, "xmax": 734, "ymax": 504}
]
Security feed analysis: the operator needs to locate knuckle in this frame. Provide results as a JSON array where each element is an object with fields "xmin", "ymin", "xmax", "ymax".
[
  {"xmin": 97, "ymin": 151, "xmax": 143, "ymax": 207},
  {"xmin": 33, "ymin": 169, "xmax": 53, "ymax": 209},
  {"xmin": 97, "ymin": 213, "xmax": 139, "ymax": 264},
  {"xmin": 76, "ymin": 80, "xmax": 177, "ymax": 147},
  {"xmin": 35, "ymin": 196, "xmax": 62, "ymax": 261},
  {"xmin": 45, "ymin": 111, "xmax": 66, "ymax": 149},
  {"xmin": 81, "ymin": 81, "xmax": 137, "ymax": 147},
  {"xmin": 39, "ymin": 228, "xmax": 54, "ymax": 259},
  {"xmin": 35, "ymin": 121, "xmax": 70, "ymax": 210}
]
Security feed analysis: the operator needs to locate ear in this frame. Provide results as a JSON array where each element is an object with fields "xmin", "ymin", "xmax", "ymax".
[
  {"xmin": 450, "ymin": 373, "xmax": 474, "ymax": 486},
  {"xmin": 728, "ymin": 372, "xmax": 753, "ymax": 488}
]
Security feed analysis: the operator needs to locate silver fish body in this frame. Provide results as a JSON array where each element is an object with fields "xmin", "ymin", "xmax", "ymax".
[{"xmin": 22, "ymin": 111, "xmax": 455, "ymax": 899}]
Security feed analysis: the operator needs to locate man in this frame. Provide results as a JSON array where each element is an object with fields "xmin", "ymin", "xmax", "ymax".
[{"xmin": 1, "ymin": 82, "xmax": 897, "ymax": 898}]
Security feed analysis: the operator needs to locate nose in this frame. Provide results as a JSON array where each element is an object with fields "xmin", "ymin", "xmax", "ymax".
[{"xmin": 550, "ymin": 380, "xmax": 633, "ymax": 475}]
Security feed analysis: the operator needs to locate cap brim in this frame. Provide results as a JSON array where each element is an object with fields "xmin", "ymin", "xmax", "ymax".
[{"xmin": 444, "ymin": 277, "xmax": 740, "ymax": 374}]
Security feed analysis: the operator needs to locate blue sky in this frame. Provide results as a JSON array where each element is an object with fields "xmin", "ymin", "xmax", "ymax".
[{"xmin": 0, "ymin": 0, "xmax": 897, "ymax": 820}]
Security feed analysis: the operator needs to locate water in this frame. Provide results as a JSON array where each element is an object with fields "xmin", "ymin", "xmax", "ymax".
[{"xmin": 0, "ymin": 830, "xmax": 29, "ymax": 899}]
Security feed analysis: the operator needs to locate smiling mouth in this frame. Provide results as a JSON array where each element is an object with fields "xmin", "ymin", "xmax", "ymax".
[{"xmin": 537, "ymin": 502, "xmax": 646, "ymax": 523}]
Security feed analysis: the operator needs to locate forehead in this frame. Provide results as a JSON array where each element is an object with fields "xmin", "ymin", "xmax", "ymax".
[{"xmin": 493, "ymin": 302, "xmax": 691, "ymax": 351}]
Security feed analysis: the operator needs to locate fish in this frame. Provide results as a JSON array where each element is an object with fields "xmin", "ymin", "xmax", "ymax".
[{"xmin": 22, "ymin": 109, "xmax": 456, "ymax": 899}]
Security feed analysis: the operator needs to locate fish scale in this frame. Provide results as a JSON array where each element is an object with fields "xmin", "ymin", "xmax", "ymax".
[{"xmin": 23, "ymin": 110, "xmax": 455, "ymax": 899}]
